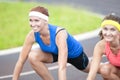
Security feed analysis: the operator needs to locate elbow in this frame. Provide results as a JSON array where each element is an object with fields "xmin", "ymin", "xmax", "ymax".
[{"xmin": 58, "ymin": 65, "xmax": 67, "ymax": 71}]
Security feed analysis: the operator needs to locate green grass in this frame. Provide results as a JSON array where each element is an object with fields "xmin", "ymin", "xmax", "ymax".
[{"xmin": 0, "ymin": 2, "xmax": 102, "ymax": 50}]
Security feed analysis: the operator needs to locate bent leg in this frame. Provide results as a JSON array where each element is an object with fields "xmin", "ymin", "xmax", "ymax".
[
  {"xmin": 82, "ymin": 58, "xmax": 92, "ymax": 73},
  {"xmin": 68, "ymin": 52, "xmax": 90, "ymax": 72},
  {"xmin": 99, "ymin": 63, "xmax": 120, "ymax": 80},
  {"xmin": 28, "ymin": 48, "xmax": 54, "ymax": 80}
]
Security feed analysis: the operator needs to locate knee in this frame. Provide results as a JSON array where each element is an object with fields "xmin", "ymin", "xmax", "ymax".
[
  {"xmin": 28, "ymin": 51, "xmax": 39, "ymax": 65},
  {"xmin": 100, "ymin": 64, "xmax": 111, "ymax": 77}
]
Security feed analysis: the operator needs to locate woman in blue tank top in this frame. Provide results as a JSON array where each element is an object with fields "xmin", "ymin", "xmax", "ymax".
[{"xmin": 12, "ymin": 6, "xmax": 90, "ymax": 80}]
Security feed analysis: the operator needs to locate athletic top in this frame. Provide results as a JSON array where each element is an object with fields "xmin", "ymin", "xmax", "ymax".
[
  {"xmin": 34, "ymin": 24, "xmax": 83, "ymax": 58},
  {"xmin": 105, "ymin": 42, "xmax": 120, "ymax": 67}
]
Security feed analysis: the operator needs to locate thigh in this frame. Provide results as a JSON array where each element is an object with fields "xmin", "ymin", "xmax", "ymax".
[
  {"xmin": 115, "ymin": 67, "xmax": 120, "ymax": 77},
  {"xmin": 100, "ymin": 63, "xmax": 119, "ymax": 74},
  {"xmin": 29, "ymin": 48, "xmax": 54, "ymax": 63}
]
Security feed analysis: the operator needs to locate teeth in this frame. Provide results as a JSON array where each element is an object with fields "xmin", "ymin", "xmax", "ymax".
[
  {"xmin": 33, "ymin": 26, "xmax": 38, "ymax": 30},
  {"xmin": 33, "ymin": 27, "xmax": 37, "ymax": 30}
]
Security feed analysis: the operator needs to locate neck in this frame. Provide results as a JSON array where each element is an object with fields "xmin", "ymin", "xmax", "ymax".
[
  {"xmin": 109, "ymin": 40, "xmax": 120, "ymax": 48},
  {"xmin": 40, "ymin": 24, "xmax": 49, "ymax": 36}
]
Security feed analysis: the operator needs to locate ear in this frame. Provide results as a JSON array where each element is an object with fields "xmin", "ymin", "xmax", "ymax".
[
  {"xmin": 118, "ymin": 32, "xmax": 120, "ymax": 38},
  {"xmin": 119, "ymin": 32, "xmax": 120, "ymax": 36}
]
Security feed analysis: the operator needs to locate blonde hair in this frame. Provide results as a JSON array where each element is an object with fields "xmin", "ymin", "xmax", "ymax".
[{"xmin": 99, "ymin": 13, "xmax": 120, "ymax": 40}]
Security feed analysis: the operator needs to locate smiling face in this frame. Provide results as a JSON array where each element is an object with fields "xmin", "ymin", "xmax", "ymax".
[
  {"xmin": 102, "ymin": 25, "xmax": 120, "ymax": 42},
  {"xmin": 29, "ymin": 16, "xmax": 46, "ymax": 32},
  {"xmin": 29, "ymin": 6, "xmax": 49, "ymax": 33}
]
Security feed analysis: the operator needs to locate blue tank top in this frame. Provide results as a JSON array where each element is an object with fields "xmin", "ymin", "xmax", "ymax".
[{"xmin": 34, "ymin": 24, "xmax": 83, "ymax": 58}]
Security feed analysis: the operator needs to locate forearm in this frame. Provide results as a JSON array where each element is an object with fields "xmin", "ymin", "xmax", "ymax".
[
  {"xmin": 87, "ymin": 70, "xmax": 97, "ymax": 80},
  {"xmin": 58, "ymin": 67, "xmax": 67, "ymax": 80},
  {"xmin": 12, "ymin": 62, "xmax": 23, "ymax": 80},
  {"xmin": 87, "ymin": 61, "xmax": 100, "ymax": 80}
]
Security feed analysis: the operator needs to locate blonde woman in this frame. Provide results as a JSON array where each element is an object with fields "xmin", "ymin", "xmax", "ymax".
[{"xmin": 87, "ymin": 13, "xmax": 120, "ymax": 80}]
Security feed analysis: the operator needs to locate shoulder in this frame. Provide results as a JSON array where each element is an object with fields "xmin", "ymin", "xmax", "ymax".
[
  {"xmin": 56, "ymin": 27, "xmax": 67, "ymax": 37},
  {"xmin": 92, "ymin": 39, "xmax": 106, "ymax": 57},
  {"xmin": 56, "ymin": 27, "xmax": 67, "ymax": 36},
  {"xmin": 56, "ymin": 27, "xmax": 66, "ymax": 32},
  {"xmin": 96, "ymin": 39, "xmax": 106, "ymax": 47},
  {"xmin": 95, "ymin": 39, "xmax": 106, "ymax": 53},
  {"xmin": 55, "ymin": 27, "xmax": 68, "ymax": 44},
  {"xmin": 25, "ymin": 30, "xmax": 35, "ymax": 43}
]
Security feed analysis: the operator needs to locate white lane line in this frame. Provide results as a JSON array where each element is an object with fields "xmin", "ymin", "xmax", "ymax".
[
  {"xmin": 0, "ymin": 64, "xmax": 71, "ymax": 79},
  {"xmin": 0, "ymin": 55, "xmax": 106, "ymax": 79},
  {"xmin": 0, "ymin": 28, "xmax": 101, "ymax": 56}
]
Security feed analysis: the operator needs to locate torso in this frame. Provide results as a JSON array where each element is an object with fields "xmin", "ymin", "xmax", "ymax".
[
  {"xmin": 40, "ymin": 34, "xmax": 50, "ymax": 45},
  {"xmin": 105, "ymin": 42, "xmax": 120, "ymax": 67},
  {"xmin": 34, "ymin": 24, "xmax": 84, "ymax": 58}
]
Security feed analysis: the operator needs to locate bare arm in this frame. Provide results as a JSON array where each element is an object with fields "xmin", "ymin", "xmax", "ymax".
[
  {"xmin": 87, "ymin": 40, "xmax": 105, "ymax": 80},
  {"xmin": 12, "ymin": 31, "xmax": 35, "ymax": 80},
  {"xmin": 56, "ymin": 29, "xmax": 68, "ymax": 80}
]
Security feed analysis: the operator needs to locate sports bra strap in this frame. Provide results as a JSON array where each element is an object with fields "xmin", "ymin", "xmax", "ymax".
[{"xmin": 55, "ymin": 28, "xmax": 65, "ymax": 36}]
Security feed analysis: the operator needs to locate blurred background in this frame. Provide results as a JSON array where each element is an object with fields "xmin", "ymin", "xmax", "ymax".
[{"xmin": 0, "ymin": 0, "xmax": 120, "ymax": 80}]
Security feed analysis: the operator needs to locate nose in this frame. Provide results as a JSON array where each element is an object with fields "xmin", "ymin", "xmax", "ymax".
[
  {"xmin": 106, "ymin": 30, "xmax": 112, "ymax": 36},
  {"xmin": 30, "ymin": 21, "xmax": 36, "ymax": 27}
]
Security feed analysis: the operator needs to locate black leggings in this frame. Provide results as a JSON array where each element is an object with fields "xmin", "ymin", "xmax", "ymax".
[{"xmin": 52, "ymin": 52, "xmax": 89, "ymax": 70}]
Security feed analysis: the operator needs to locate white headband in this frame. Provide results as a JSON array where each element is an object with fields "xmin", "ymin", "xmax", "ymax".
[{"xmin": 29, "ymin": 11, "xmax": 48, "ymax": 21}]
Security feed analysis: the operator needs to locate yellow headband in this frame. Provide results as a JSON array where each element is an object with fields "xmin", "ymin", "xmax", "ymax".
[{"xmin": 101, "ymin": 20, "xmax": 120, "ymax": 31}]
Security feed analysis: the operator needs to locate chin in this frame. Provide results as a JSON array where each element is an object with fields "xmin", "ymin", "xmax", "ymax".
[
  {"xmin": 33, "ymin": 29, "xmax": 39, "ymax": 32},
  {"xmin": 105, "ymin": 38, "xmax": 113, "ymax": 42}
]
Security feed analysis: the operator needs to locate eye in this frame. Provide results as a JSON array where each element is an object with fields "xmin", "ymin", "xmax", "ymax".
[
  {"xmin": 110, "ymin": 28, "xmax": 116, "ymax": 31},
  {"xmin": 29, "ymin": 19, "xmax": 32, "ymax": 22},
  {"xmin": 103, "ymin": 27, "xmax": 108, "ymax": 31},
  {"xmin": 35, "ymin": 19, "xmax": 40, "ymax": 22}
]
